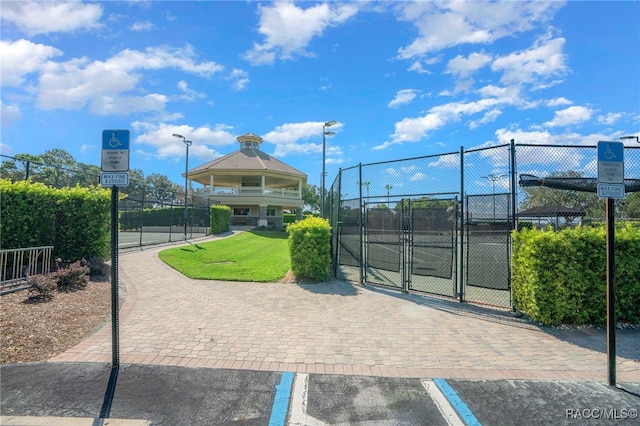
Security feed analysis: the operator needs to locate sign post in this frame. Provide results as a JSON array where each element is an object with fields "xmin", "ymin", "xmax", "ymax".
[
  {"xmin": 101, "ymin": 130, "xmax": 130, "ymax": 368},
  {"xmin": 597, "ymin": 141, "xmax": 624, "ymax": 387}
]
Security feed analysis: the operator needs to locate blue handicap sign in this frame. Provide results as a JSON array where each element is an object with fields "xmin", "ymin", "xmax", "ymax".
[
  {"xmin": 597, "ymin": 141, "xmax": 623, "ymax": 162},
  {"xmin": 102, "ymin": 130, "xmax": 130, "ymax": 150}
]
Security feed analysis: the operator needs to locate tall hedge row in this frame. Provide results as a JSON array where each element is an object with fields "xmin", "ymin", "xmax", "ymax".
[
  {"xmin": 0, "ymin": 179, "xmax": 110, "ymax": 261},
  {"xmin": 120, "ymin": 206, "xmax": 210, "ymax": 230},
  {"xmin": 210, "ymin": 205, "xmax": 231, "ymax": 234},
  {"xmin": 512, "ymin": 224, "xmax": 640, "ymax": 326},
  {"xmin": 287, "ymin": 216, "xmax": 332, "ymax": 281}
]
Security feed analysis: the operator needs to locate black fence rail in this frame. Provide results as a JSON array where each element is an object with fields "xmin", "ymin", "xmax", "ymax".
[{"xmin": 327, "ymin": 141, "xmax": 640, "ymax": 308}]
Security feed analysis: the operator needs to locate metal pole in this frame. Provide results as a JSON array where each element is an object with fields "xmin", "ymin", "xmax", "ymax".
[
  {"xmin": 606, "ymin": 197, "xmax": 616, "ymax": 386},
  {"xmin": 510, "ymin": 139, "xmax": 517, "ymax": 231},
  {"xmin": 322, "ymin": 128, "xmax": 326, "ymax": 218},
  {"xmin": 184, "ymin": 143, "xmax": 189, "ymax": 241},
  {"xmin": 459, "ymin": 146, "xmax": 465, "ymax": 302},
  {"xmin": 110, "ymin": 186, "xmax": 120, "ymax": 368}
]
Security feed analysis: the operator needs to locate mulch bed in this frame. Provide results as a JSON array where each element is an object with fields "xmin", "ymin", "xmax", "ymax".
[{"xmin": 0, "ymin": 281, "xmax": 114, "ymax": 364}]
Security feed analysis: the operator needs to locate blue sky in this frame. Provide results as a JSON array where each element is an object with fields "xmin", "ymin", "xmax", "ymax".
[{"xmin": 1, "ymin": 0, "xmax": 639, "ymax": 191}]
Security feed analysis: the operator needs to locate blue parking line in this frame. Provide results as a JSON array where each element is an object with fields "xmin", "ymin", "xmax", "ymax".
[
  {"xmin": 433, "ymin": 378, "xmax": 481, "ymax": 426},
  {"xmin": 269, "ymin": 371, "xmax": 295, "ymax": 426}
]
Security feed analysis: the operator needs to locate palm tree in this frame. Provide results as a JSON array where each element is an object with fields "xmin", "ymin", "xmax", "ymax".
[{"xmin": 384, "ymin": 184, "xmax": 393, "ymax": 208}]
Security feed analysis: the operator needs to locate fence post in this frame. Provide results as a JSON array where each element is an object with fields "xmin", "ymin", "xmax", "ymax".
[
  {"xmin": 459, "ymin": 146, "xmax": 465, "ymax": 302},
  {"xmin": 358, "ymin": 163, "xmax": 364, "ymax": 285},
  {"xmin": 510, "ymin": 139, "xmax": 517, "ymax": 231}
]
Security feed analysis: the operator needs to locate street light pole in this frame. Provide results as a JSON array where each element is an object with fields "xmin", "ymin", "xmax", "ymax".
[
  {"xmin": 172, "ymin": 133, "xmax": 192, "ymax": 240},
  {"xmin": 321, "ymin": 120, "xmax": 336, "ymax": 218},
  {"xmin": 481, "ymin": 174, "xmax": 505, "ymax": 220}
]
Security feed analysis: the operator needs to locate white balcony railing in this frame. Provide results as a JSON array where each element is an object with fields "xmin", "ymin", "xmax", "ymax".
[{"xmin": 194, "ymin": 187, "xmax": 301, "ymax": 200}]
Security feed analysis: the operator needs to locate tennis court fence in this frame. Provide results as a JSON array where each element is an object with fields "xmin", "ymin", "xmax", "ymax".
[{"xmin": 325, "ymin": 140, "xmax": 640, "ymax": 308}]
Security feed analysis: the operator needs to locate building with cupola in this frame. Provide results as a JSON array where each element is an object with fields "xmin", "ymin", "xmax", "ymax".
[{"xmin": 187, "ymin": 132, "xmax": 306, "ymax": 228}]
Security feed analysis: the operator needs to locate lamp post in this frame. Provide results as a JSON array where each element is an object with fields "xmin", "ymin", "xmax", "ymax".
[
  {"xmin": 481, "ymin": 173, "xmax": 505, "ymax": 220},
  {"xmin": 172, "ymin": 133, "xmax": 192, "ymax": 240},
  {"xmin": 321, "ymin": 120, "xmax": 337, "ymax": 218}
]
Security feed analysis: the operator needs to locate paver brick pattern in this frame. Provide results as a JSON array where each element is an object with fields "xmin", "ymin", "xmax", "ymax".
[{"xmin": 53, "ymin": 236, "xmax": 640, "ymax": 382}]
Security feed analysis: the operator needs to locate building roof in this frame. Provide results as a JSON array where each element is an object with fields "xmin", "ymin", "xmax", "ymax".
[{"xmin": 189, "ymin": 148, "xmax": 306, "ymax": 177}]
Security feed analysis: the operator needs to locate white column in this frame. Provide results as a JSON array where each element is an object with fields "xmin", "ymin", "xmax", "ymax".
[
  {"xmin": 209, "ymin": 175, "xmax": 214, "ymax": 195},
  {"xmin": 262, "ymin": 175, "xmax": 266, "ymax": 195}
]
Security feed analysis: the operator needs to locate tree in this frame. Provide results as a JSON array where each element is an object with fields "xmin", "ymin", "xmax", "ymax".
[
  {"xmin": 520, "ymin": 171, "xmax": 603, "ymax": 223},
  {"xmin": 302, "ymin": 183, "xmax": 321, "ymax": 213},
  {"xmin": 144, "ymin": 173, "xmax": 181, "ymax": 205}
]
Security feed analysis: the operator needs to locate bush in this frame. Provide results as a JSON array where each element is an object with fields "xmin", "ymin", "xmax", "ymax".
[
  {"xmin": 55, "ymin": 260, "xmax": 90, "ymax": 292},
  {"xmin": 287, "ymin": 216, "xmax": 332, "ymax": 282},
  {"xmin": 210, "ymin": 205, "xmax": 231, "ymax": 234},
  {"xmin": 512, "ymin": 224, "xmax": 640, "ymax": 326},
  {"xmin": 26, "ymin": 274, "xmax": 58, "ymax": 301}
]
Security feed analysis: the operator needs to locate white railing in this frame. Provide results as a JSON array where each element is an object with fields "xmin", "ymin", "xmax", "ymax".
[
  {"xmin": 194, "ymin": 187, "xmax": 301, "ymax": 200},
  {"xmin": 0, "ymin": 246, "xmax": 54, "ymax": 293}
]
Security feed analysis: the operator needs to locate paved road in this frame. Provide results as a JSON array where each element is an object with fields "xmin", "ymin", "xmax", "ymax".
[{"xmin": 1, "ymin": 234, "xmax": 638, "ymax": 424}]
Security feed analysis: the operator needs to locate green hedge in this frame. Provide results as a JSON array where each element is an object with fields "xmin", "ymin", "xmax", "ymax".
[
  {"xmin": 120, "ymin": 206, "xmax": 210, "ymax": 230},
  {"xmin": 512, "ymin": 224, "xmax": 640, "ymax": 326},
  {"xmin": 287, "ymin": 216, "xmax": 332, "ymax": 281},
  {"xmin": 0, "ymin": 179, "xmax": 110, "ymax": 261},
  {"xmin": 210, "ymin": 205, "xmax": 231, "ymax": 234}
]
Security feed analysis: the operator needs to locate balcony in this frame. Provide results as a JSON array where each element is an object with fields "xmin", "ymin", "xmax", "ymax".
[{"xmin": 193, "ymin": 187, "xmax": 301, "ymax": 200}]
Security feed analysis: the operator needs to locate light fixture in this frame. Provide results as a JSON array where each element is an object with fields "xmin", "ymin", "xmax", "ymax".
[
  {"xmin": 172, "ymin": 133, "xmax": 192, "ymax": 240},
  {"xmin": 321, "ymin": 121, "xmax": 337, "ymax": 218},
  {"xmin": 621, "ymin": 135, "xmax": 639, "ymax": 144}
]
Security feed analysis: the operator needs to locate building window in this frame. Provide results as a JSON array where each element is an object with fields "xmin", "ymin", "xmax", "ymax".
[
  {"xmin": 267, "ymin": 208, "xmax": 276, "ymax": 217},
  {"xmin": 233, "ymin": 208, "xmax": 250, "ymax": 216}
]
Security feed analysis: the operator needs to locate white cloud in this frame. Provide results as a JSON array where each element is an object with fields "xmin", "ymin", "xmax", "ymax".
[
  {"xmin": 132, "ymin": 122, "xmax": 236, "ymax": 160},
  {"xmin": 446, "ymin": 51, "xmax": 492, "ymax": 79},
  {"xmin": 396, "ymin": 1, "xmax": 564, "ymax": 59},
  {"xmin": 597, "ymin": 113, "xmax": 622, "ymax": 126},
  {"xmin": 0, "ymin": 1, "xmax": 103, "ymax": 36},
  {"xmin": 244, "ymin": 1, "xmax": 359, "ymax": 65},
  {"xmin": 388, "ymin": 89, "xmax": 419, "ymax": 108},
  {"xmin": 36, "ymin": 45, "xmax": 223, "ymax": 114},
  {"xmin": 0, "ymin": 39, "xmax": 63, "ymax": 87},
  {"xmin": 547, "ymin": 97, "xmax": 573, "ymax": 107},
  {"xmin": 0, "ymin": 101, "xmax": 22, "ymax": 126},
  {"xmin": 492, "ymin": 36, "xmax": 568, "ymax": 87},
  {"xmin": 227, "ymin": 69, "xmax": 250, "ymax": 91},
  {"xmin": 409, "ymin": 172, "xmax": 427, "ymax": 181},
  {"xmin": 176, "ymin": 81, "xmax": 206, "ymax": 102},
  {"xmin": 130, "ymin": 21, "xmax": 155, "ymax": 32},
  {"xmin": 262, "ymin": 121, "xmax": 343, "ymax": 158},
  {"xmin": 390, "ymin": 96, "xmax": 509, "ymax": 143},
  {"xmin": 544, "ymin": 106, "xmax": 592, "ymax": 128}
]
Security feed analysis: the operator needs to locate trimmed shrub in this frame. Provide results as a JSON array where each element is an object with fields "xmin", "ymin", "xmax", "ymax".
[
  {"xmin": 55, "ymin": 260, "xmax": 90, "ymax": 292},
  {"xmin": 287, "ymin": 216, "xmax": 332, "ymax": 282},
  {"xmin": 26, "ymin": 274, "xmax": 58, "ymax": 301},
  {"xmin": 512, "ymin": 224, "xmax": 640, "ymax": 326},
  {"xmin": 0, "ymin": 179, "xmax": 110, "ymax": 262},
  {"xmin": 210, "ymin": 205, "xmax": 231, "ymax": 234}
]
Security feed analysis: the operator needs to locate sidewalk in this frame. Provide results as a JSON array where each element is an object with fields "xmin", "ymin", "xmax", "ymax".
[{"xmin": 50, "ymin": 235, "xmax": 640, "ymax": 382}]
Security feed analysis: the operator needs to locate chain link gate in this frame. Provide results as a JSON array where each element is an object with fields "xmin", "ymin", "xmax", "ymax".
[
  {"xmin": 463, "ymin": 193, "xmax": 512, "ymax": 306},
  {"xmin": 357, "ymin": 197, "xmax": 459, "ymax": 298}
]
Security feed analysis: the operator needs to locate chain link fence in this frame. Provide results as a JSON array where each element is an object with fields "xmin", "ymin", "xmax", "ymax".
[{"xmin": 327, "ymin": 142, "xmax": 640, "ymax": 308}]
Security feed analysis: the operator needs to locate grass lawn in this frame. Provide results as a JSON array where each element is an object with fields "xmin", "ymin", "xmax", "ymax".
[{"xmin": 157, "ymin": 230, "xmax": 291, "ymax": 282}]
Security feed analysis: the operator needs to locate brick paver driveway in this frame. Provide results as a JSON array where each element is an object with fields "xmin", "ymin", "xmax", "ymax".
[{"xmin": 54, "ymin": 236, "xmax": 640, "ymax": 382}]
